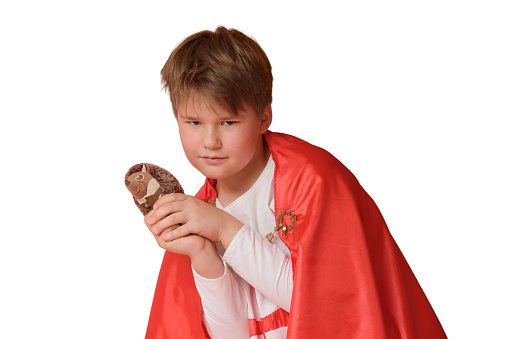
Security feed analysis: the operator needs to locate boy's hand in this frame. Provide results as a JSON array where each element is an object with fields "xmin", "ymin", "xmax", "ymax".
[
  {"xmin": 150, "ymin": 226, "xmax": 207, "ymax": 258},
  {"xmin": 144, "ymin": 193, "xmax": 243, "ymax": 249},
  {"xmin": 149, "ymin": 228, "xmax": 225, "ymax": 279}
]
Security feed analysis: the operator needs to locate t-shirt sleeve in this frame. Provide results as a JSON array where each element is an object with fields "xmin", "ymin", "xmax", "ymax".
[
  {"xmin": 192, "ymin": 260, "xmax": 249, "ymax": 338},
  {"xmin": 223, "ymin": 225, "xmax": 293, "ymax": 312}
]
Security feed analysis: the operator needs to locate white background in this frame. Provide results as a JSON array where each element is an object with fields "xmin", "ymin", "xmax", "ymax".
[{"xmin": 1, "ymin": 1, "xmax": 508, "ymax": 338}]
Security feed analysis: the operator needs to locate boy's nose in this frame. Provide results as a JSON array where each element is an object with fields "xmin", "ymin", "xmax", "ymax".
[{"xmin": 203, "ymin": 129, "xmax": 222, "ymax": 150}]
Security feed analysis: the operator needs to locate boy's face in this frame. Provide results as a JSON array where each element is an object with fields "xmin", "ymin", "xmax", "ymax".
[{"xmin": 176, "ymin": 95, "xmax": 272, "ymax": 184}]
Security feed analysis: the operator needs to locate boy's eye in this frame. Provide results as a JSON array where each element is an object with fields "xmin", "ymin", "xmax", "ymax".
[
  {"xmin": 189, "ymin": 121, "xmax": 201, "ymax": 126},
  {"xmin": 222, "ymin": 121, "xmax": 236, "ymax": 126}
]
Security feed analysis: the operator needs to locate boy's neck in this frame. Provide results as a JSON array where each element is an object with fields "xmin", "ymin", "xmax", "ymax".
[{"xmin": 215, "ymin": 139, "xmax": 270, "ymax": 207}]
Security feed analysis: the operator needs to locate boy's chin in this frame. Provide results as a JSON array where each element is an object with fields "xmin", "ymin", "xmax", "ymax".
[{"xmin": 196, "ymin": 168, "xmax": 221, "ymax": 180}]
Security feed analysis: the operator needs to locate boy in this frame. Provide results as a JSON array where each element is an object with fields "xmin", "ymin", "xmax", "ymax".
[{"xmin": 143, "ymin": 26, "xmax": 446, "ymax": 338}]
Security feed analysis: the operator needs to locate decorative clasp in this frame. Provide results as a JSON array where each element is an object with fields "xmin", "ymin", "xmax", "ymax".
[{"xmin": 266, "ymin": 210, "xmax": 297, "ymax": 241}]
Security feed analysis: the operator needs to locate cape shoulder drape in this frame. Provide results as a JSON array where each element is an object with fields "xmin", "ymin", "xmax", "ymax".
[{"xmin": 145, "ymin": 131, "xmax": 446, "ymax": 338}]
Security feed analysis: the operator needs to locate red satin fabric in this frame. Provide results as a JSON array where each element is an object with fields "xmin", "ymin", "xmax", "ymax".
[
  {"xmin": 145, "ymin": 131, "xmax": 446, "ymax": 338},
  {"xmin": 145, "ymin": 253, "xmax": 208, "ymax": 339},
  {"xmin": 249, "ymin": 308, "xmax": 289, "ymax": 337}
]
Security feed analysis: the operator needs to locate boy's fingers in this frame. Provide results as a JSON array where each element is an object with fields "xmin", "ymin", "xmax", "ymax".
[
  {"xmin": 154, "ymin": 193, "xmax": 188, "ymax": 209},
  {"xmin": 146, "ymin": 193, "xmax": 187, "ymax": 222},
  {"xmin": 157, "ymin": 234, "xmax": 190, "ymax": 254},
  {"xmin": 161, "ymin": 223, "xmax": 191, "ymax": 242},
  {"xmin": 158, "ymin": 225, "xmax": 180, "ymax": 240},
  {"xmin": 151, "ymin": 210, "xmax": 187, "ymax": 236},
  {"xmin": 145, "ymin": 200, "xmax": 185, "ymax": 226}
]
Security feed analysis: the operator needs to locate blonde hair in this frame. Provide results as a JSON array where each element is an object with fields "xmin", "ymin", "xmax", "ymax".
[{"xmin": 161, "ymin": 26, "xmax": 273, "ymax": 118}]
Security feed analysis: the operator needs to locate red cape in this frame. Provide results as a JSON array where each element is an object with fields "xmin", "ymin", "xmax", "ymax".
[{"xmin": 146, "ymin": 131, "xmax": 446, "ymax": 338}]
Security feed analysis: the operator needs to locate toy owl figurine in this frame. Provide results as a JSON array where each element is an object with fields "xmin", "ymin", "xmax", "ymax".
[{"xmin": 125, "ymin": 163, "xmax": 184, "ymax": 216}]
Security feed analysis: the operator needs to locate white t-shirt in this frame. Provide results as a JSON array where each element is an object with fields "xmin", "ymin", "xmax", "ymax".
[{"xmin": 192, "ymin": 156, "xmax": 293, "ymax": 339}]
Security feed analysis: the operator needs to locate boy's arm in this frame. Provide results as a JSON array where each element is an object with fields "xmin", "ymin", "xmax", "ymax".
[
  {"xmin": 187, "ymin": 239, "xmax": 224, "ymax": 279},
  {"xmin": 223, "ymin": 225, "xmax": 293, "ymax": 312},
  {"xmin": 146, "ymin": 193, "xmax": 243, "ymax": 250},
  {"xmin": 146, "ymin": 193, "xmax": 292, "ymax": 310},
  {"xmin": 147, "ymin": 216, "xmax": 225, "ymax": 278},
  {"xmin": 144, "ymin": 197, "xmax": 250, "ymax": 338},
  {"xmin": 193, "ymin": 261, "xmax": 249, "ymax": 338},
  {"xmin": 179, "ymin": 239, "xmax": 250, "ymax": 338}
]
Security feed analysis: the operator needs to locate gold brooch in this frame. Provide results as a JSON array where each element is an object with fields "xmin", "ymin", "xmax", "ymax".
[{"xmin": 266, "ymin": 210, "xmax": 296, "ymax": 241}]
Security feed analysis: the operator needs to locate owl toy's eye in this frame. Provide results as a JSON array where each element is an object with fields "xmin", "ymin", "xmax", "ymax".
[{"xmin": 135, "ymin": 173, "xmax": 145, "ymax": 181}]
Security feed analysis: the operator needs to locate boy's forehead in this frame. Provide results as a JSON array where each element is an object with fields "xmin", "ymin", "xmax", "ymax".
[{"xmin": 178, "ymin": 94, "xmax": 239, "ymax": 119}]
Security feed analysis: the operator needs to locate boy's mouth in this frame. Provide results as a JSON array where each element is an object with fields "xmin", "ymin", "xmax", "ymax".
[{"xmin": 201, "ymin": 156, "xmax": 227, "ymax": 164}]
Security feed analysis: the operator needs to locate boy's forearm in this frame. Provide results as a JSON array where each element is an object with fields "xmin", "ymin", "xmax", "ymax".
[
  {"xmin": 223, "ymin": 225, "xmax": 293, "ymax": 312},
  {"xmin": 191, "ymin": 241, "xmax": 225, "ymax": 279},
  {"xmin": 219, "ymin": 218, "xmax": 244, "ymax": 250}
]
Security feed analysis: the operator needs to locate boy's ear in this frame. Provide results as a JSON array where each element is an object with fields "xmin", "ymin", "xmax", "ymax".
[{"xmin": 259, "ymin": 104, "xmax": 272, "ymax": 133}]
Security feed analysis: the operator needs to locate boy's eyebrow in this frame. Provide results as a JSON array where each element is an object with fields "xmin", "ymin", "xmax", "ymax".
[
  {"xmin": 180, "ymin": 113, "xmax": 239, "ymax": 120},
  {"xmin": 217, "ymin": 113, "xmax": 238, "ymax": 120},
  {"xmin": 180, "ymin": 114, "xmax": 199, "ymax": 120}
]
